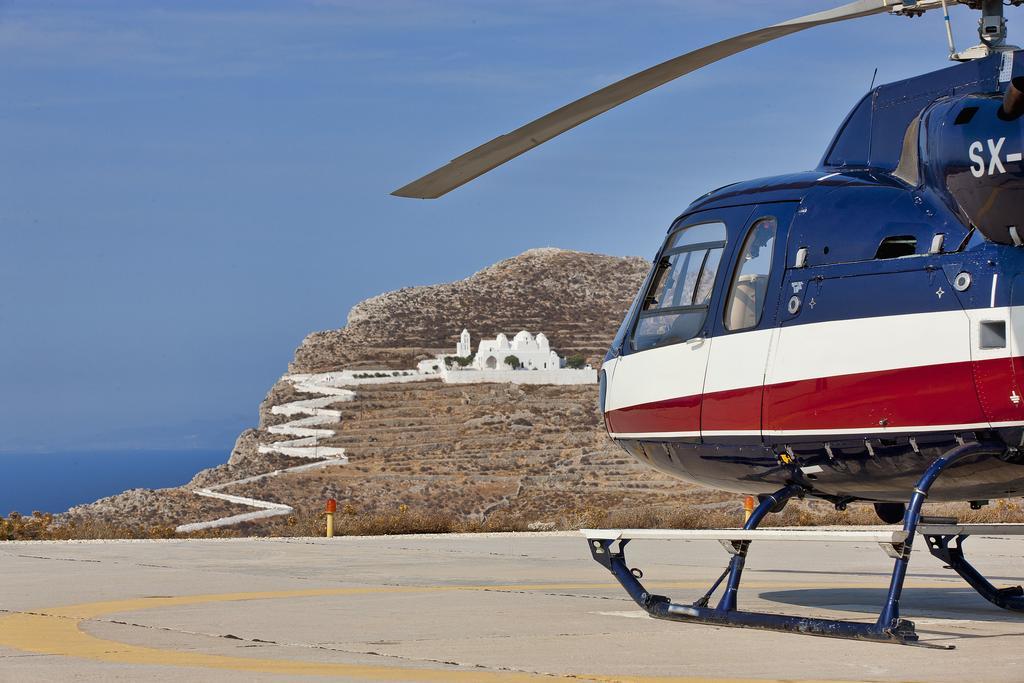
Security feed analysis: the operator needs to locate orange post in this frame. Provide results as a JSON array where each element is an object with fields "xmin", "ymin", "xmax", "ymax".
[
  {"xmin": 743, "ymin": 496, "xmax": 755, "ymax": 524},
  {"xmin": 326, "ymin": 498, "xmax": 337, "ymax": 538}
]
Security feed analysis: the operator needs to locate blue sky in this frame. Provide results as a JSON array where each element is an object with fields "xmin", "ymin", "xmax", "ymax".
[{"xmin": 0, "ymin": 1, "xmax": 1000, "ymax": 452}]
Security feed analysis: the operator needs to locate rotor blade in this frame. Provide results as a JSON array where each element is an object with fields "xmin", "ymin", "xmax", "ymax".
[{"xmin": 393, "ymin": 0, "xmax": 910, "ymax": 199}]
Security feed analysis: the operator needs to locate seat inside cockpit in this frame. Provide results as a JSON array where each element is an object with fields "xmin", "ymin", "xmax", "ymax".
[
  {"xmin": 726, "ymin": 274, "xmax": 770, "ymax": 332},
  {"xmin": 723, "ymin": 218, "xmax": 777, "ymax": 332}
]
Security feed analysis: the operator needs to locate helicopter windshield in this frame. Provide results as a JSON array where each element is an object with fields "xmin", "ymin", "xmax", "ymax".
[{"xmin": 632, "ymin": 221, "xmax": 726, "ymax": 352}]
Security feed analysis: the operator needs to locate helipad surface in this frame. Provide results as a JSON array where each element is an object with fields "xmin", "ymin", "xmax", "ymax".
[{"xmin": 2, "ymin": 532, "xmax": 1024, "ymax": 681}]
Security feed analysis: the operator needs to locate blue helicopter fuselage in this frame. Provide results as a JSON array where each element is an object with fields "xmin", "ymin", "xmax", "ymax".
[{"xmin": 601, "ymin": 51, "xmax": 1024, "ymax": 504}]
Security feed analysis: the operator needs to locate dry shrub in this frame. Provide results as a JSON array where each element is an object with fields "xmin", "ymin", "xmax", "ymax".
[
  {"xmin": 1, "ymin": 511, "xmax": 177, "ymax": 541},
  {"xmin": 266, "ymin": 505, "xmax": 531, "ymax": 537},
  {"xmin": 558, "ymin": 498, "xmax": 1024, "ymax": 531},
  {"xmin": 178, "ymin": 526, "xmax": 242, "ymax": 539},
  {"xmin": 9, "ymin": 498, "xmax": 1024, "ymax": 541},
  {"xmin": 458, "ymin": 509, "xmax": 530, "ymax": 533}
]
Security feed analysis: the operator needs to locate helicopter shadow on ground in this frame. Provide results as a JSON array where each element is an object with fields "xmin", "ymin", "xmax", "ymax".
[
  {"xmin": 754, "ymin": 567, "xmax": 1024, "ymax": 583},
  {"xmin": 759, "ymin": 586, "xmax": 1024, "ymax": 635}
]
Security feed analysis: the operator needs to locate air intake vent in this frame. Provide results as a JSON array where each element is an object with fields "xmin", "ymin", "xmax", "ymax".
[
  {"xmin": 954, "ymin": 107, "xmax": 979, "ymax": 125},
  {"xmin": 980, "ymin": 320, "xmax": 1007, "ymax": 349}
]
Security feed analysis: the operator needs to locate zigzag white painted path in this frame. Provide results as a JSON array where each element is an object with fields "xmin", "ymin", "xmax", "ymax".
[{"xmin": 175, "ymin": 376, "xmax": 356, "ymax": 533}]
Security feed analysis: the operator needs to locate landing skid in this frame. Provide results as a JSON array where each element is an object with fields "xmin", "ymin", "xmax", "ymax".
[
  {"xmin": 585, "ymin": 442, "xmax": 1023, "ymax": 648},
  {"xmin": 920, "ymin": 522, "xmax": 1024, "ymax": 612}
]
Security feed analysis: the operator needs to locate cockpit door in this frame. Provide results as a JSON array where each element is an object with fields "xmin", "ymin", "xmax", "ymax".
[
  {"xmin": 602, "ymin": 206, "xmax": 753, "ymax": 441},
  {"xmin": 700, "ymin": 203, "xmax": 796, "ymax": 442}
]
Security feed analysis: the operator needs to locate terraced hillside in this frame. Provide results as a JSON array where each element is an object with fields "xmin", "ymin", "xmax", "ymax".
[
  {"xmin": 65, "ymin": 248, "xmax": 736, "ymax": 534},
  {"xmin": 225, "ymin": 380, "xmax": 729, "ymax": 523}
]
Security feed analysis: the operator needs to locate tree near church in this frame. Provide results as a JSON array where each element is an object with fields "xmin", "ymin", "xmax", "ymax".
[{"xmin": 566, "ymin": 353, "xmax": 586, "ymax": 369}]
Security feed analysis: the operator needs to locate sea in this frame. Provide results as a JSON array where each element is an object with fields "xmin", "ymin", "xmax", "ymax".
[{"xmin": 0, "ymin": 450, "xmax": 227, "ymax": 515}]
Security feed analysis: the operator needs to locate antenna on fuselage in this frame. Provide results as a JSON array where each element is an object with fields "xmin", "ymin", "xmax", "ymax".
[{"xmin": 940, "ymin": 0, "xmax": 960, "ymax": 59}]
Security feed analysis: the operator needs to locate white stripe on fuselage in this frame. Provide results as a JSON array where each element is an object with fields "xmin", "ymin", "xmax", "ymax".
[
  {"xmin": 765, "ymin": 309, "xmax": 973, "ymax": 386},
  {"xmin": 610, "ymin": 420, "xmax": 1024, "ymax": 441},
  {"xmin": 608, "ymin": 430, "xmax": 701, "ymax": 439},
  {"xmin": 703, "ymin": 328, "xmax": 774, "ymax": 394},
  {"xmin": 606, "ymin": 306, "xmax": 1017, "ymax": 412},
  {"xmin": 603, "ymin": 339, "xmax": 710, "ymax": 412}
]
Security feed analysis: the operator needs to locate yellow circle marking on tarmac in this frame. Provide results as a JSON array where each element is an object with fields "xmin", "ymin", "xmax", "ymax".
[{"xmin": 0, "ymin": 581, "xmax": 940, "ymax": 682}]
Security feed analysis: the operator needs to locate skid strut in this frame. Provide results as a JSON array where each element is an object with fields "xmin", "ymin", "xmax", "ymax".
[
  {"xmin": 923, "ymin": 532, "xmax": 1024, "ymax": 611},
  {"xmin": 587, "ymin": 442, "xmax": 998, "ymax": 648}
]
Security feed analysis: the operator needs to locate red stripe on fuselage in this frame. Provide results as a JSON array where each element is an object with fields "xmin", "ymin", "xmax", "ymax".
[
  {"xmin": 975, "ymin": 356, "xmax": 1024, "ymax": 423},
  {"xmin": 605, "ymin": 393, "xmax": 701, "ymax": 435},
  {"xmin": 605, "ymin": 357, "xmax": 1021, "ymax": 435},
  {"xmin": 701, "ymin": 384, "xmax": 763, "ymax": 432},
  {"xmin": 763, "ymin": 358, "xmax": 987, "ymax": 431}
]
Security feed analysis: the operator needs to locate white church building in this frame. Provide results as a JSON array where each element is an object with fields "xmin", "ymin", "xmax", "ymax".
[
  {"xmin": 456, "ymin": 329, "xmax": 562, "ymax": 371},
  {"xmin": 415, "ymin": 328, "xmax": 596, "ymax": 385}
]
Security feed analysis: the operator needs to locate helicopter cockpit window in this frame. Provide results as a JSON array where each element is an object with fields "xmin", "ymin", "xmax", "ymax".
[
  {"xmin": 632, "ymin": 221, "xmax": 726, "ymax": 352},
  {"xmin": 724, "ymin": 217, "xmax": 777, "ymax": 332}
]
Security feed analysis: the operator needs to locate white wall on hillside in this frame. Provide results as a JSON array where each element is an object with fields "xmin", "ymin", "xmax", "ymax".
[
  {"xmin": 290, "ymin": 359, "xmax": 596, "ymax": 388},
  {"xmin": 290, "ymin": 371, "xmax": 435, "ymax": 387},
  {"xmin": 441, "ymin": 367, "xmax": 596, "ymax": 385},
  {"xmin": 417, "ymin": 358, "xmax": 443, "ymax": 374}
]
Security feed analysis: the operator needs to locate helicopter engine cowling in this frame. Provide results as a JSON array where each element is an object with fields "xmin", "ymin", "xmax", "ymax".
[{"xmin": 923, "ymin": 89, "xmax": 1024, "ymax": 245}]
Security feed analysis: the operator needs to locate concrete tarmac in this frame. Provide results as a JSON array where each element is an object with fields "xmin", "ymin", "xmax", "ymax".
[{"xmin": 2, "ymin": 531, "xmax": 1024, "ymax": 682}]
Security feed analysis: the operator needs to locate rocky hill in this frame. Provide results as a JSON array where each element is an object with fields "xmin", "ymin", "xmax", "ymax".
[
  {"xmin": 64, "ymin": 248, "xmax": 739, "ymax": 535},
  {"xmin": 292, "ymin": 248, "xmax": 648, "ymax": 371}
]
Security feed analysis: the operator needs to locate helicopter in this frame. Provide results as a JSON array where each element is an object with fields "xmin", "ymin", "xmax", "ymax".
[{"xmin": 395, "ymin": 0, "xmax": 1024, "ymax": 647}]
